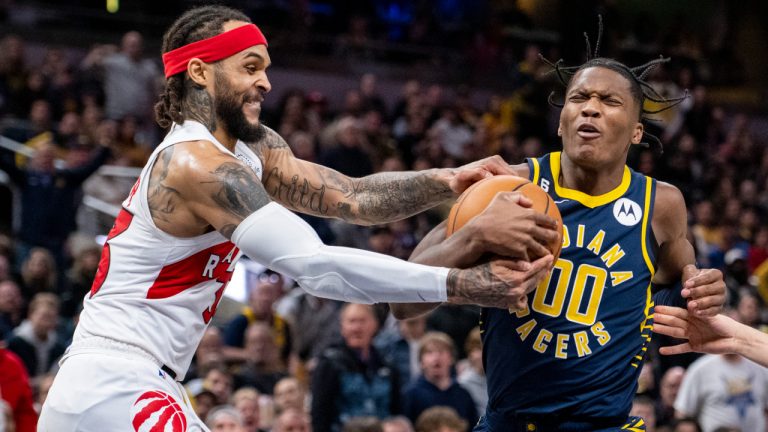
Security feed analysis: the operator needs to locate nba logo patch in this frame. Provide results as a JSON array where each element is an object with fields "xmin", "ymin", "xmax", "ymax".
[
  {"xmin": 613, "ymin": 198, "xmax": 642, "ymax": 226},
  {"xmin": 131, "ymin": 390, "xmax": 187, "ymax": 432}
]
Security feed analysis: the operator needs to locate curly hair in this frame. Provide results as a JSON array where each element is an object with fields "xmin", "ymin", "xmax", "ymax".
[
  {"xmin": 540, "ymin": 16, "xmax": 688, "ymax": 152},
  {"xmin": 154, "ymin": 6, "xmax": 250, "ymax": 129}
]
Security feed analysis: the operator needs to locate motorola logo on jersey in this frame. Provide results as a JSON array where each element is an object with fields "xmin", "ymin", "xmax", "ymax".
[
  {"xmin": 131, "ymin": 390, "xmax": 187, "ymax": 432},
  {"xmin": 613, "ymin": 198, "xmax": 642, "ymax": 226}
]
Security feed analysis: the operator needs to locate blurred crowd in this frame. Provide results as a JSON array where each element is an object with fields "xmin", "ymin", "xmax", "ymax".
[{"xmin": 0, "ymin": 3, "xmax": 767, "ymax": 431}]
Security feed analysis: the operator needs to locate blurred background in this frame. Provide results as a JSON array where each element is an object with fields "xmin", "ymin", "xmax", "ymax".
[{"xmin": 1, "ymin": 1, "xmax": 768, "ymax": 431}]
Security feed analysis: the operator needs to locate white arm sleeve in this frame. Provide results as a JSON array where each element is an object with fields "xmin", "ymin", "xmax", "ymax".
[{"xmin": 231, "ymin": 202, "xmax": 449, "ymax": 304}]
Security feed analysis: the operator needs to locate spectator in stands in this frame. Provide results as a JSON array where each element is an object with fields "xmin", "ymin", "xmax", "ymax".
[
  {"xmin": 187, "ymin": 362, "xmax": 234, "ymax": 407},
  {"xmin": 343, "ymin": 416, "xmax": 383, "ymax": 432},
  {"xmin": 414, "ymin": 406, "xmax": 467, "ymax": 432},
  {"xmin": 59, "ymin": 245, "xmax": 100, "ymax": 318},
  {"xmin": 98, "ymin": 31, "xmax": 160, "ymax": 128},
  {"xmin": 18, "ymin": 247, "xmax": 57, "ymax": 299},
  {"xmin": 0, "ymin": 34, "xmax": 27, "ymax": 116},
  {"xmin": 657, "ymin": 367, "xmax": 686, "ymax": 428},
  {"xmin": 430, "ymin": 107, "xmax": 472, "ymax": 161},
  {"xmin": 319, "ymin": 116, "xmax": 374, "ymax": 178},
  {"xmin": 6, "ymin": 292, "xmax": 66, "ymax": 378},
  {"xmin": 273, "ymin": 377, "xmax": 307, "ymax": 415},
  {"xmin": 631, "ymin": 395, "xmax": 657, "ymax": 432},
  {"xmin": 2, "ymin": 99, "xmax": 53, "ymax": 144},
  {"xmin": 206, "ymin": 405, "xmax": 247, "ymax": 432},
  {"xmin": 0, "ymin": 280, "xmax": 23, "ymax": 339},
  {"xmin": 374, "ymin": 314, "xmax": 427, "ymax": 393},
  {"xmin": 672, "ymin": 418, "xmax": 702, "ymax": 432},
  {"xmin": 381, "ymin": 416, "xmax": 414, "ymax": 432},
  {"xmin": 191, "ymin": 389, "xmax": 218, "ymax": 424},
  {"xmin": 233, "ymin": 322, "xmax": 288, "ymax": 394},
  {"xmin": 311, "ymin": 303, "xmax": 400, "ymax": 432},
  {"xmin": 273, "ymin": 408, "xmax": 312, "ymax": 432},
  {"xmin": 224, "ymin": 270, "xmax": 292, "ymax": 366},
  {"xmin": 0, "ymin": 136, "xmax": 111, "ymax": 273},
  {"xmin": 232, "ymin": 387, "xmax": 268, "ymax": 432},
  {"xmin": 456, "ymin": 327, "xmax": 486, "ymax": 417},
  {"xmin": 275, "ymin": 285, "xmax": 341, "ymax": 371},
  {"xmin": 0, "ymin": 347, "xmax": 37, "ymax": 432},
  {"xmin": 402, "ymin": 332, "xmax": 477, "ymax": 429},
  {"xmin": 188, "ymin": 326, "xmax": 226, "ymax": 380}
]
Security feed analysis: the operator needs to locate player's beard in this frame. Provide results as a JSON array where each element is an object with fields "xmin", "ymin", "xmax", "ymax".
[{"xmin": 214, "ymin": 73, "xmax": 266, "ymax": 143}]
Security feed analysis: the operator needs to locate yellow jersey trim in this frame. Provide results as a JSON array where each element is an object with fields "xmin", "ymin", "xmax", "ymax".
[
  {"xmin": 550, "ymin": 152, "xmax": 631, "ymax": 208},
  {"xmin": 641, "ymin": 176, "xmax": 655, "ymax": 276},
  {"xmin": 530, "ymin": 157, "xmax": 540, "ymax": 184}
]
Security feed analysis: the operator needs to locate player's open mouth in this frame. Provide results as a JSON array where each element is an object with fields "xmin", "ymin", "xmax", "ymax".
[{"xmin": 576, "ymin": 123, "xmax": 601, "ymax": 139}]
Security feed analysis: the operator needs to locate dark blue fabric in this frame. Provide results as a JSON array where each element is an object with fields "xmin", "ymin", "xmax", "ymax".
[{"xmin": 402, "ymin": 375, "xmax": 478, "ymax": 430}]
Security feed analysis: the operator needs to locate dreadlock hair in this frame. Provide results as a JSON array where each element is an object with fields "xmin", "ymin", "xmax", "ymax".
[
  {"xmin": 154, "ymin": 6, "xmax": 251, "ymax": 129},
  {"xmin": 540, "ymin": 16, "xmax": 688, "ymax": 153}
]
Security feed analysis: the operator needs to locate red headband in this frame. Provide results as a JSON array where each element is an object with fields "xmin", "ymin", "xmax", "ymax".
[{"xmin": 162, "ymin": 24, "xmax": 268, "ymax": 78}]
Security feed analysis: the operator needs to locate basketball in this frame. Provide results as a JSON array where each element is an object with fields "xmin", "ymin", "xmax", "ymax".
[{"xmin": 446, "ymin": 175, "xmax": 563, "ymax": 260}]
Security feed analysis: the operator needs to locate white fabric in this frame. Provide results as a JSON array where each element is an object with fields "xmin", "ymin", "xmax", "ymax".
[
  {"xmin": 70, "ymin": 121, "xmax": 260, "ymax": 380},
  {"xmin": 232, "ymin": 202, "xmax": 449, "ymax": 304},
  {"xmin": 675, "ymin": 354, "xmax": 768, "ymax": 432},
  {"xmin": 39, "ymin": 348, "xmax": 208, "ymax": 432}
]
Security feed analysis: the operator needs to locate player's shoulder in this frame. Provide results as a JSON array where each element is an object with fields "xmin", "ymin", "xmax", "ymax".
[
  {"xmin": 168, "ymin": 139, "xmax": 241, "ymax": 168},
  {"xmin": 157, "ymin": 140, "xmax": 253, "ymax": 190},
  {"xmin": 243, "ymin": 125, "xmax": 290, "ymax": 154},
  {"xmin": 654, "ymin": 180, "xmax": 683, "ymax": 199}
]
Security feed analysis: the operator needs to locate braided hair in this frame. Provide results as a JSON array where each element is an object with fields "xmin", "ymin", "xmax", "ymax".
[
  {"xmin": 540, "ymin": 16, "xmax": 688, "ymax": 152},
  {"xmin": 154, "ymin": 6, "xmax": 250, "ymax": 129}
]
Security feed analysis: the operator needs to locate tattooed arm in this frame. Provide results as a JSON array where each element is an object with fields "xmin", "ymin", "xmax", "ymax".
[
  {"xmin": 250, "ymin": 127, "xmax": 515, "ymax": 225},
  {"xmin": 159, "ymin": 141, "xmax": 552, "ymax": 308}
]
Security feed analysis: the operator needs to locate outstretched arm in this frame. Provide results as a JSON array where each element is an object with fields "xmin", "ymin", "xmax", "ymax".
[
  {"xmin": 250, "ymin": 127, "xmax": 516, "ymax": 225},
  {"xmin": 390, "ymin": 191, "xmax": 558, "ymax": 319},
  {"xmin": 171, "ymin": 141, "xmax": 551, "ymax": 309},
  {"xmin": 652, "ymin": 182, "xmax": 725, "ymax": 316},
  {"xmin": 653, "ymin": 305, "xmax": 768, "ymax": 367}
]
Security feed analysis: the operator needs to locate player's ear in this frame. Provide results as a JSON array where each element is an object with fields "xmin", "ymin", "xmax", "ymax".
[
  {"xmin": 187, "ymin": 58, "xmax": 211, "ymax": 87},
  {"xmin": 557, "ymin": 125, "xmax": 563, "ymax": 137},
  {"xmin": 631, "ymin": 122, "xmax": 643, "ymax": 145}
]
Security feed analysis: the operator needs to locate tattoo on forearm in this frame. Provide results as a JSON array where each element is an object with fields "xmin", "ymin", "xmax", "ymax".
[
  {"xmin": 183, "ymin": 80, "xmax": 216, "ymax": 132},
  {"xmin": 352, "ymin": 172, "xmax": 452, "ymax": 223},
  {"xmin": 447, "ymin": 264, "xmax": 506, "ymax": 307},
  {"xmin": 148, "ymin": 147, "xmax": 181, "ymax": 224},
  {"xmin": 264, "ymin": 167, "xmax": 330, "ymax": 215},
  {"xmin": 253, "ymin": 126, "xmax": 451, "ymax": 223},
  {"xmin": 205, "ymin": 162, "xmax": 270, "ymax": 220}
]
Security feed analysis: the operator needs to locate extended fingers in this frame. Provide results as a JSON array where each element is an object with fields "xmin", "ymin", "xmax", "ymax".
[
  {"xmin": 682, "ymin": 281, "xmax": 725, "ymax": 300},
  {"xmin": 654, "ymin": 305, "xmax": 690, "ymax": 319},
  {"xmin": 683, "ymin": 268, "xmax": 723, "ymax": 289},
  {"xmin": 482, "ymin": 156, "xmax": 517, "ymax": 175},
  {"xmin": 658, "ymin": 343, "xmax": 693, "ymax": 356},
  {"xmin": 652, "ymin": 310, "xmax": 689, "ymax": 332},
  {"xmin": 652, "ymin": 323, "xmax": 688, "ymax": 340}
]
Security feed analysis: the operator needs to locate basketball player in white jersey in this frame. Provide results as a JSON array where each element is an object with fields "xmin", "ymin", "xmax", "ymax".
[{"xmin": 38, "ymin": 6, "xmax": 559, "ymax": 431}]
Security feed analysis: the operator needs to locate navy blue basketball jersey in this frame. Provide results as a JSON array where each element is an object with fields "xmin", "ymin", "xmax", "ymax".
[{"xmin": 482, "ymin": 152, "xmax": 657, "ymax": 419}]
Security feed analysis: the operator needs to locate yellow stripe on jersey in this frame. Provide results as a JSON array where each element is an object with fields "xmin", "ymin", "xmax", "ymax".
[
  {"xmin": 640, "ymin": 176, "xmax": 655, "ymax": 276},
  {"xmin": 531, "ymin": 157, "xmax": 541, "ymax": 184},
  {"xmin": 550, "ymin": 152, "xmax": 632, "ymax": 208}
]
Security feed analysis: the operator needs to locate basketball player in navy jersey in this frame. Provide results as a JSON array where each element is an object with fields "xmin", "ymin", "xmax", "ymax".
[{"xmin": 390, "ymin": 53, "xmax": 726, "ymax": 430}]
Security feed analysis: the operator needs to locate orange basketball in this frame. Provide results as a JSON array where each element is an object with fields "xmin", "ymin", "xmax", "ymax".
[{"xmin": 446, "ymin": 175, "xmax": 563, "ymax": 261}]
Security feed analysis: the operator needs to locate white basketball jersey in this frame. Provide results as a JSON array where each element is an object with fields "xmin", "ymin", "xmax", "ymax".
[{"xmin": 71, "ymin": 121, "xmax": 263, "ymax": 380}]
